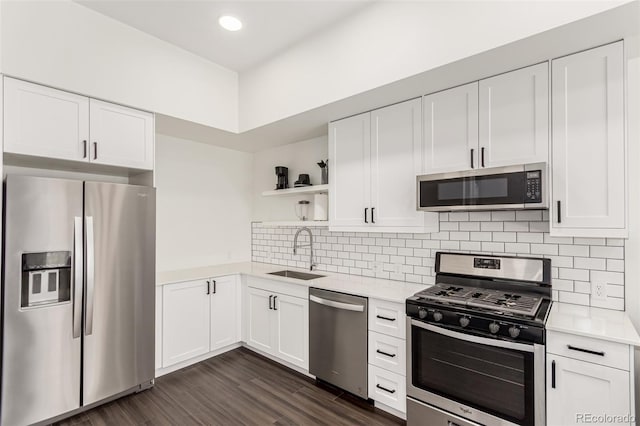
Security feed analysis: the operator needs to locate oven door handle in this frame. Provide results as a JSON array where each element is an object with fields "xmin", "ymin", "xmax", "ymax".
[{"xmin": 411, "ymin": 319, "xmax": 534, "ymax": 353}]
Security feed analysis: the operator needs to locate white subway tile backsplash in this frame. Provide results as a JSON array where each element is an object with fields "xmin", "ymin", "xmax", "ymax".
[
  {"xmin": 590, "ymin": 246, "xmax": 624, "ymax": 259},
  {"xmin": 459, "ymin": 222, "xmax": 481, "ymax": 231},
  {"xmin": 574, "ymin": 257, "xmax": 606, "ymax": 271},
  {"xmin": 517, "ymin": 233, "xmax": 544, "ymax": 243},
  {"xmin": 504, "ymin": 221, "xmax": 529, "ymax": 232},
  {"xmin": 559, "ymin": 268, "xmax": 590, "ymax": 281},
  {"xmin": 449, "ymin": 212, "xmax": 469, "ymax": 221},
  {"xmin": 492, "ymin": 211, "xmax": 515, "ymax": 221},
  {"xmin": 515, "ymin": 210, "xmax": 543, "ymax": 221},
  {"xmin": 469, "ymin": 212, "xmax": 492, "ymax": 221},
  {"xmin": 481, "ymin": 222, "xmax": 504, "ymax": 232},
  {"xmin": 252, "ymin": 213, "xmax": 627, "ymax": 311}
]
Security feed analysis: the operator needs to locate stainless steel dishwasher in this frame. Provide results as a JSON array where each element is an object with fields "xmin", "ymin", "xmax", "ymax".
[{"xmin": 309, "ymin": 287, "xmax": 368, "ymax": 399}]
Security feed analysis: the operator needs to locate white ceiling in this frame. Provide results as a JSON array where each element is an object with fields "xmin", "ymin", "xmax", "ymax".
[{"xmin": 76, "ymin": 0, "xmax": 371, "ymax": 72}]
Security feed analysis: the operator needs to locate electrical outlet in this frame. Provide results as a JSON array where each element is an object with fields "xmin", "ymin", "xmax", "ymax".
[
  {"xmin": 393, "ymin": 262, "xmax": 402, "ymax": 274},
  {"xmin": 266, "ymin": 246, "xmax": 273, "ymax": 262},
  {"xmin": 592, "ymin": 281, "xmax": 607, "ymax": 301}
]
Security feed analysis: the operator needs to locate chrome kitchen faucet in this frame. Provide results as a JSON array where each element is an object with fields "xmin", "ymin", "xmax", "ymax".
[{"xmin": 293, "ymin": 227, "xmax": 316, "ymax": 271}]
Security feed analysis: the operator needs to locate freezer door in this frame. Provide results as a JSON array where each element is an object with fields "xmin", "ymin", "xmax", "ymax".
[
  {"xmin": 83, "ymin": 182, "xmax": 156, "ymax": 405},
  {"xmin": 1, "ymin": 175, "xmax": 83, "ymax": 426}
]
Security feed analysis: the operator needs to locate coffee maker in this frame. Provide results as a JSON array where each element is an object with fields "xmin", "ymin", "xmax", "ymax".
[{"xmin": 275, "ymin": 166, "xmax": 289, "ymax": 190}]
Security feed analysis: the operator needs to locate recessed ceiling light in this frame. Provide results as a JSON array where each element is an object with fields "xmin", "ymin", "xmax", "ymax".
[{"xmin": 219, "ymin": 15, "xmax": 243, "ymax": 32}]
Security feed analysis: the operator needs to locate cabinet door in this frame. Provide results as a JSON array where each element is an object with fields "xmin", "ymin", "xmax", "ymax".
[
  {"xmin": 162, "ymin": 280, "xmax": 210, "ymax": 368},
  {"xmin": 329, "ymin": 112, "xmax": 371, "ymax": 228},
  {"xmin": 479, "ymin": 62, "xmax": 549, "ymax": 168},
  {"xmin": 210, "ymin": 276, "xmax": 240, "ymax": 351},
  {"xmin": 273, "ymin": 293, "xmax": 309, "ymax": 370},
  {"xmin": 423, "ymin": 82, "xmax": 479, "ymax": 174},
  {"xmin": 551, "ymin": 42, "xmax": 625, "ymax": 235},
  {"xmin": 547, "ymin": 354, "xmax": 630, "ymax": 426},
  {"xmin": 4, "ymin": 77, "xmax": 89, "ymax": 161},
  {"xmin": 371, "ymin": 98, "xmax": 425, "ymax": 228},
  {"xmin": 245, "ymin": 286, "xmax": 275, "ymax": 354},
  {"xmin": 89, "ymin": 99, "xmax": 154, "ymax": 170}
]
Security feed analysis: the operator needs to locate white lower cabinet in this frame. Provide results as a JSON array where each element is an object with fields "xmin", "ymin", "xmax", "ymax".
[
  {"xmin": 367, "ymin": 298, "xmax": 407, "ymax": 417},
  {"xmin": 243, "ymin": 278, "xmax": 309, "ymax": 371},
  {"xmin": 210, "ymin": 275, "xmax": 241, "ymax": 352},
  {"xmin": 273, "ymin": 293, "xmax": 309, "ymax": 368},
  {"xmin": 368, "ymin": 331, "xmax": 406, "ymax": 376},
  {"xmin": 161, "ymin": 275, "xmax": 241, "ymax": 369},
  {"xmin": 162, "ymin": 280, "xmax": 210, "ymax": 367},
  {"xmin": 368, "ymin": 365, "xmax": 407, "ymax": 413},
  {"xmin": 546, "ymin": 331, "xmax": 635, "ymax": 426}
]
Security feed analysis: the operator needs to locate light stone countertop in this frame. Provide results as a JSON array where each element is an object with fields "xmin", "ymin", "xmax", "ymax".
[
  {"xmin": 156, "ymin": 261, "xmax": 428, "ymax": 304},
  {"xmin": 546, "ymin": 302, "xmax": 640, "ymax": 346}
]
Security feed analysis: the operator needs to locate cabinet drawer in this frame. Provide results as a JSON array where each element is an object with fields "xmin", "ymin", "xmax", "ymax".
[
  {"xmin": 368, "ymin": 331, "xmax": 406, "ymax": 376},
  {"xmin": 368, "ymin": 365, "xmax": 406, "ymax": 413},
  {"xmin": 369, "ymin": 299, "xmax": 405, "ymax": 339},
  {"xmin": 547, "ymin": 331, "xmax": 630, "ymax": 371}
]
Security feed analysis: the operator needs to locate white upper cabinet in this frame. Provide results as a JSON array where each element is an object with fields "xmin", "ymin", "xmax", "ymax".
[
  {"xmin": 371, "ymin": 98, "xmax": 426, "ymax": 228},
  {"xmin": 329, "ymin": 100, "xmax": 438, "ymax": 233},
  {"xmin": 3, "ymin": 77, "xmax": 154, "ymax": 171},
  {"xmin": 479, "ymin": 62, "xmax": 549, "ymax": 168},
  {"xmin": 551, "ymin": 41, "xmax": 625, "ymax": 237},
  {"xmin": 423, "ymin": 64, "xmax": 549, "ymax": 174},
  {"xmin": 329, "ymin": 112, "xmax": 371, "ymax": 228},
  {"xmin": 89, "ymin": 99, "xmax": 154, "ymax": 170},
  {"xmin": 423, "ymin": 82, "xmax": 479, "ymax": 174},
  {"xmin": 4, "ymin": 77, "xmax": 89, "ymax": 162}
]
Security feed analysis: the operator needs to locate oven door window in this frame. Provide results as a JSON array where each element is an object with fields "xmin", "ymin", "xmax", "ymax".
[
  {"xmin": 419, "ymin": 171, "xmax": 526, "ymax": 208},
  {"xmin": 411, "ymin": 326, "xmax": 535, "ymax": 426}
]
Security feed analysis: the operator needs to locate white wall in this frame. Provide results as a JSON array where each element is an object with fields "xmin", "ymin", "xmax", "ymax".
[
  {"xmin": 155, "ymin": 134, "xmax": 253, "ymax": 272},
  {"xmin": 252, "ymin": 136, "xmax": 328, "ymax": 221},
  {"xmin": 239, "ymin": 0, "xmax": 628, "ymax": 131},
  {"xmin": 1, "ymin": 1, "xmax": 238, "ymax": 133}
]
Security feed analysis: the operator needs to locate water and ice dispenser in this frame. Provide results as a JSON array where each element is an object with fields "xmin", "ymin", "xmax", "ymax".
[{"xmin": 21, "ymin": 251, "xmax": 71, "ymax": 308}]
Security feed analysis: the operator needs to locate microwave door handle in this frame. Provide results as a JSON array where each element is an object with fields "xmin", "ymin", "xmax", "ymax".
[
  {"xmin": 410, "ymin": 319, "xmax": 534, "ymax": 353},
  {"xmin": 72, "ymin": 217, "xmax": 83, "ymax": 339}
]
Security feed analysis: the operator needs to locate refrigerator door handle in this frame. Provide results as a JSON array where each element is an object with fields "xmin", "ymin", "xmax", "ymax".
[
  {"xmin": 73, "ymin": 217, "xmax": 83, "ymax": 339},
  {"xmin": 85, "ymin": 216, "xmax": 96, "ymax": 336}
]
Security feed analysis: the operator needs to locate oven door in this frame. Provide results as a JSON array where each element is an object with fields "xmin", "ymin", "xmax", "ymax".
[{"xmin": 407, "ymin": 319, "xmax": 545, "ymax": 426}]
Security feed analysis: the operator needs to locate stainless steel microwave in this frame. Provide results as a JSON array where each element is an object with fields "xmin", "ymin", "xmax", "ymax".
[{"xmin": 417, "ymin": 163, "xmax": 548, "ymax": 212}]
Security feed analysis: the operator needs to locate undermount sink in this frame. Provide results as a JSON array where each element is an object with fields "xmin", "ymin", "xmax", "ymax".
[{"xmin": 268, "ymin": 270, "xmax": 325, "ymax": 281}]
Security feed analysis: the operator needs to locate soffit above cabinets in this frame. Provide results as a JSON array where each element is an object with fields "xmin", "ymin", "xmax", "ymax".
[{"xmin": 75, "ymin": 0, "xmax": 372, "ymax": 72}]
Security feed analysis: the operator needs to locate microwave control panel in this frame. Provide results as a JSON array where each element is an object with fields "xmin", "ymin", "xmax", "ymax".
[{"xmin": 525, "ymin": 171, "xmax": 542, "ymax": 203}]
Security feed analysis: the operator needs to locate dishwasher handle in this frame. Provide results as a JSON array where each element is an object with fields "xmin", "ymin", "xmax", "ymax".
[{"xmin": 310, "ymin": 294, "xmax": 365, "ymax": 312}]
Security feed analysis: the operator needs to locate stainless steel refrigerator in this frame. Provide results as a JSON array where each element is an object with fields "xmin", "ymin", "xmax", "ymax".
[{"xmin": 1, "ymin": 175, "xmax": 156, "ymax": 426}]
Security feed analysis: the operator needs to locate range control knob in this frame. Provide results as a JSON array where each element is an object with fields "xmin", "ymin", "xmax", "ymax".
[
  {"xmin": 418, "ymin": 308, "xmax": 428, "ymax": 319},
  {"xmin": 459, "ymin": 316, "xmax": 470, "ymax": 328},
  {"xmin": 489, "ymin": 322, "xmax": 500, "ymax": 334},
  {"xmin": 508, "ymin": 326, "xmax": 521, "ymax": 338},
  {"xmin": 433, "ymin": 311, "xmax": 443, "ymax": 322}
]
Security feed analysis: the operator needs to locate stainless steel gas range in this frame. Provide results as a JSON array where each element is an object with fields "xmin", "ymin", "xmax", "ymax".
[{"xmin": 405, "ymin": 252, "xmax": 552, "ymax": 426}]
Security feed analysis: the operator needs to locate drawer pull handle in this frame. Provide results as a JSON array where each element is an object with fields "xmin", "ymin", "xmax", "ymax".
[
  {"xmin": 567, "ymin": 345, "xmax": 605, "ymax": 357},
  {"xmin": 376, "ymin": 384, "xmax": 396, "ymax": 394},
  {"xmin": 376, "ymin": 315, "xmax": 396, "ymax": 322},
  {"xmin": 376, "ymin": 349, "xmax": 396, "ymax": 358}
]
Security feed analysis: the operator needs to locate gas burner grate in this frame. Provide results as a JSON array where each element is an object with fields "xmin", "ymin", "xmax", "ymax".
[{"xmin": 416, "ymin": 283, "xmax": 543, "ymax": 317}]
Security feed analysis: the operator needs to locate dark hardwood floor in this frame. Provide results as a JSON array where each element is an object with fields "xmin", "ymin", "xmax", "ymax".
[{"xmin": 55, "ymin": 347, "xmax": 405, "ymax": 426}]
